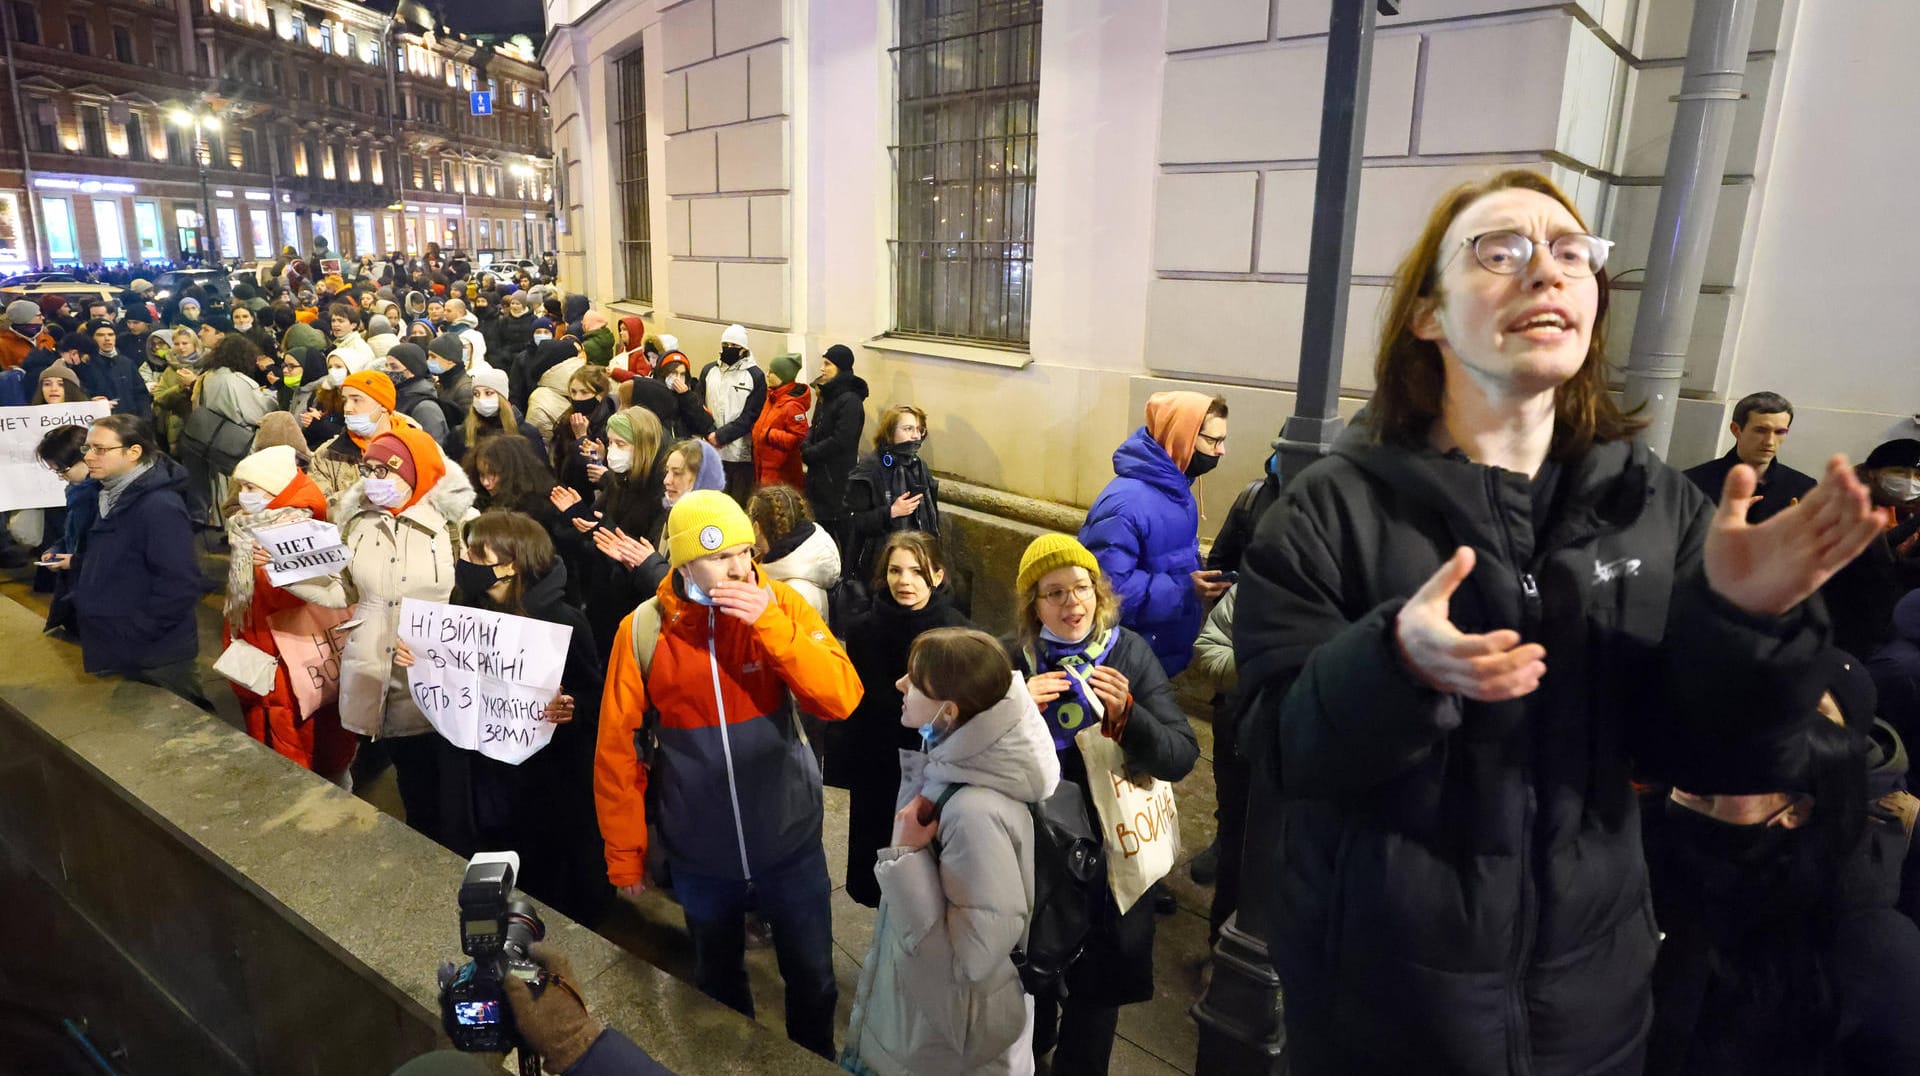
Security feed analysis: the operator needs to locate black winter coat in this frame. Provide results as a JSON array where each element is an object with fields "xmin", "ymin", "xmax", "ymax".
[
  {"xmin": 844, "ymin": 451, "xmax": 940, "ymax": 588},
  {"xmin": 832, "ymin": 587, "xmax": 972, "ymax": 907},
  {"xmin": 801, "ymin": 373, "xmax": 867, "ymax": 523},
  {"xmin": 1236, "ymin": 433, "xmax": 1831, "ymax": 1073},
  {"xmin": 71, "ymin": 456, "xmax": 203, "ymax": 675},
  {"xmin": 1012, "ymin": 626, "xmax": 1198, "ymax": 1006}
]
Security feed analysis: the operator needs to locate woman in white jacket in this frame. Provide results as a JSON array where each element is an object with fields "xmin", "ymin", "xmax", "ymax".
[{"xmin": 845, "ymin": 628, "xmax": 1061, "ymax": 1076}]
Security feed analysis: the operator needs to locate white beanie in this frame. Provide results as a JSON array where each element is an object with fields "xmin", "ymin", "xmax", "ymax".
[
  {"xmin": 232, "ymin": 445, "xmax": 299, "ymax": 497},
  {"xmin": 472, "ymin": 366, "xmax": 509, "ymax": 397},
  {"xmin": 720, "ymin": 323, "xmax": 749, "ymax": 348},
  {"xmin": 658, "ymin": 333, "xmax": 678, "ymax": 353}
]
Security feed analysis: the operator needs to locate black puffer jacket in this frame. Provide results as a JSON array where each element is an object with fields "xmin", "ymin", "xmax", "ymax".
[
  {"xmin": 802, "ymin": 373, "xmax": 868, "ymax": 523},
  {"xmin": 1236, "ymin": 432, "xmax": 1830, "ymax": 1073}
]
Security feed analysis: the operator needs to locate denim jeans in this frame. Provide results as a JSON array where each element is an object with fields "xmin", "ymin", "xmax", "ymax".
[{"xmin": 673, "ymin": 842, "xmax": 838, "ymax": 1059}]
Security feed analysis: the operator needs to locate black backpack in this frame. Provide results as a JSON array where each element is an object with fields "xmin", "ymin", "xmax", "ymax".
[{"xmin": 934, "ymin": 778, "xmax": 1103, "ymax": 995}]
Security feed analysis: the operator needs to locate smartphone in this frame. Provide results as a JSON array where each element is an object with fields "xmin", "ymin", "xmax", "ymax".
[{"xmin": 1216, "ymin": 570, "xmax": 1240, "ymax": 584}]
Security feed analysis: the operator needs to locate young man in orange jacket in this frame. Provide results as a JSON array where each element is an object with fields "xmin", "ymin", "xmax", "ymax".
[{"xmin": 596, "ymin": 489, "xmax": 862, "ymax": 1058}]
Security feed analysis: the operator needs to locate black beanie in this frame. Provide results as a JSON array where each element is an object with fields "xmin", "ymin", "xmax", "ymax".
[
  {"xmin": 427, "ymin": 334, "xmax": 466, "ymax": 368},
  {"xmin": 823, "ymin": 343, "xmax": 855, "ymax": 373},
  {"xmin": 387, "ymin": 342, "xmax": 431, "ymax": 381}
]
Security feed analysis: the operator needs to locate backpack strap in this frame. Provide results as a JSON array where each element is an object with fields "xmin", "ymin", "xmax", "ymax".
[
  {"xmin": 628, "ymin": 597, "xmax": 663, "ymax": 765},
  {"xmin": 929, "ymin": 783, "xmax": 965, "ymax": 854}
]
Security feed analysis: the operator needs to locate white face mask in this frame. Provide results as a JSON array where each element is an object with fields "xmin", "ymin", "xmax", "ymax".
[
  {"xmin": 326, "ymin": 368, "xmax": 347, "ymax": 388},
  {"xmin": 606, "ymin": 446, "xmax": 633, "ymax": 474},
  {"xmin": 533, "ymin": 332, "xmax": 552, "ymax": 343},
  {"xmin": 363, "ymin": 476, "xmax": 406, "ymax": 507},
  {"xmin": 237, "ymin": 490, "xmax": 272, "ymax": 514},
  {"xmin": 344, "ymin": 412, "xmax": 380, "ymax": 437},
  {"xmin": 1878, "ymin": 473, "xmax": 1920, "ymax": 503},
  {"xmin": 472, "ymin": 395, "xmax": 500, "ymax": 418}
]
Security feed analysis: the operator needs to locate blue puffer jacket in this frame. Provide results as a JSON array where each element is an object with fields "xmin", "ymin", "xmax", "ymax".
[
  {"xmin": 70, "ymin": 455, "xmax": 202, "ymax": 675},
  {"xmin": 1079, "ymin": 427, "xmax": 1203, "ymax": 676}
]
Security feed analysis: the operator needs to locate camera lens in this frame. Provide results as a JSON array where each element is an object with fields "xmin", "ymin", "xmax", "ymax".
[{"xmin": 502, "ymin": 900, "xmax": 544, "ymax": 959}]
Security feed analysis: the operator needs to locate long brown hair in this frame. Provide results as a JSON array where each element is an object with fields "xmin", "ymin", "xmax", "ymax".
[
  {"xmin": 872, "ymin": 529, "xmax": 945, "ymax": 594},
  {"xmin": 1369, "ymin": 169, "xmax": 1642, "ymax": 457},
  {"xmin": 463, "ymin": 510, "xmax": 556, "ymax": 614}
]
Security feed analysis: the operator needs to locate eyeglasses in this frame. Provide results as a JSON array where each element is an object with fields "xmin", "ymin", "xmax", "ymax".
[
  {"xmin": 82, "ymin": 442, "xmax": 128, "ymax": 457},
  {"xmin": 357, "ymin": 462, "xmax": 394, "ymax": 479},
  {"xmin": 1449, "ymin": 230, "xmax": 1613, "ymax": 278},
  {"xmin": 1196, "ymin": 432, "xmax": 1227, "ymax": 451},
  {"xmin": 1039, "ymin": 582, "xmax": 1096, "ymax": 607}
]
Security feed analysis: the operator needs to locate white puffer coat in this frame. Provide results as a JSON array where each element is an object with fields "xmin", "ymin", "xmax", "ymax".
[
  {"xmin": 848, "ymin": 675, "xmax": 1061, "ymax": 1076},
  {"xmin": 759, "ymin": 522, "xmax": 842, "ymax": 625}
]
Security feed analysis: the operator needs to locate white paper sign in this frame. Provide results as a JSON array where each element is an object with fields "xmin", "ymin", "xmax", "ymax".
[
  {"xmin": 0, "ymin": 402, "xmax": 110, "ymax": 512},
  {"xmin": 397, "ymin": 598, "xmax": 572, "ymax": 766},
  {"xmin": 252, "ymin": 519, "xmax": 350, "ymax": 585}
]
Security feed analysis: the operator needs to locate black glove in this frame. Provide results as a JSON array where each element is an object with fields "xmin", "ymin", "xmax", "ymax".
[{"xmin": 502, "ymin": 941, "xmax": 604, "ymax": 1072}]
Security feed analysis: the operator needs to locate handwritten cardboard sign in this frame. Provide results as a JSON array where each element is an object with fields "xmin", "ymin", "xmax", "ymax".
[
  {"xmin": 0, "ymin": 402, "xmax": 109, "ymax": 512},
  {"xmin": 1076, "ymin": 725, "xmax": 1180, "ymax": 915},
  {"xmin": 397, "ymin": 598, "xmax": 571, "ymax": 766},
  {"xmin": 252, "ymin": 519, "xmax": 350, "ymax": 586},
  {"xmin": 268, "ymin": 603, "xmax": 357, "ymax": 721}
]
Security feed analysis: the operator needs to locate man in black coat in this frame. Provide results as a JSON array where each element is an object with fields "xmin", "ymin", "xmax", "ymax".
[
  {"xmin": 800, "ymin": 344, "xmax": 867, "ymax": 544},
  {"xmin": 1683, "ymin": 390, "xmax": 1817, "ymax": 524}
]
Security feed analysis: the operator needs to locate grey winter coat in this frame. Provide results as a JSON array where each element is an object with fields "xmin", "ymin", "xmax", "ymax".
[{"xmin": 849, "ymin": 676, "xmax": 1061, "ymax": 1076}]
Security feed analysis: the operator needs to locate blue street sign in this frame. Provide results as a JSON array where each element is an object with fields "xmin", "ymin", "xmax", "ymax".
[{"xmin": 470, "ymin": 91, "xmax": 493, "ymax": 116}]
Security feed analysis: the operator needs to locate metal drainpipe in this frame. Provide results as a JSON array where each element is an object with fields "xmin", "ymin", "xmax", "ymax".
[
  {"xmin": 1620, "ymin": 0, "xmax": 1760, "ymax": 457},
  {"xmin": 0, "ymin": 11, "xmax": 48, "ymax": 265},
  {"xmin": 385, "ymin": 16, "xmax": 404, "ymax": 254}
]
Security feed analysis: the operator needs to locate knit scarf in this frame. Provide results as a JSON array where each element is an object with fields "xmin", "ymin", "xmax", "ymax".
[
  {"xmin": 1028, "ymin": 627, "xmax": 1118, "ymax": 750},
  {"xmin": 224, "ymin": 505, "xmax": 315, "ymax": 630},
  {"xmin": 96, "ymin": 460, "xmax": 153, "ymax": 519}
]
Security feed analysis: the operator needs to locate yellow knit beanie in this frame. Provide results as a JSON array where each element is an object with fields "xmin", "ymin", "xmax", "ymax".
[
  {"xmin": 1017, "ymin": 533, "xmax": 1101, "ymax": 596},
  {"xmin": 666, "ymin": 489, "xmax": 757, "ymax": 568}
]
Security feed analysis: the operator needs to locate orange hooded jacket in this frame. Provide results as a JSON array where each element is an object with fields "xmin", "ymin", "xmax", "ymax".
[{"xmin": 595, "ymin": 565, "xmax": 862, "ymax": 886}]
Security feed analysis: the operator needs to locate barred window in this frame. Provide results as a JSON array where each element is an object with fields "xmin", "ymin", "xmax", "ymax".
[
  {"xmin": 891, "ymin": 0, "xmax": 1040, "ymax": 346},
  {"xmin": 614, "ymin": 50, "xmax": 652, "ymax": 304}
]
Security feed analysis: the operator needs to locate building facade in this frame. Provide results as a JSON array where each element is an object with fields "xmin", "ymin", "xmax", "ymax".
[
  {"xmin": 542, "ymin": 0, "xmax": 1907, "ymax": 527},
  {"xmin": 0, "ymin": 0, "xmax": 556, "ymax": 270}
]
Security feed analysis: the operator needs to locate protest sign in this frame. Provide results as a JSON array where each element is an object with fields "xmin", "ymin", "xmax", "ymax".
[
  {"xmin": 268, "ymin": 603, "xmax": 357, "ymax": 721},
  {"xmin": 252, "ymin": 518, "xmax": 350, "ymax": 585},
  {"xmin": 0, "ymin": 402, "xmax": 109, "ymax": 512},
  {"xmin": 397, "ymin": 598, "xmax": 572, "ymax": 765}
]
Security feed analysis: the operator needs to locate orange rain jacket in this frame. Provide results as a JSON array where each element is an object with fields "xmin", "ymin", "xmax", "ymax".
[{"xmin": 596, "ymin": 565, "xmax": 862, "ymax": 887}]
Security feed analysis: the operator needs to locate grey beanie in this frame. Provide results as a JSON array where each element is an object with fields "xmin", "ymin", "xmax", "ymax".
[{"xmin": 7, "ymin": 299, "xmax": 40, "ymax": 325}]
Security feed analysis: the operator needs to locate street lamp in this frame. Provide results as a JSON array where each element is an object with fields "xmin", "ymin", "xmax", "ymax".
[{"xmin": 170, "ymin": 107, "xmax": 221, "ymax": 264}]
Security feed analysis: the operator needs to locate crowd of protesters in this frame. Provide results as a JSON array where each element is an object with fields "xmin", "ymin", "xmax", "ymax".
[{"xmin": 6, "ymin": 170, "xmax": 1920, "ymax": 1076}]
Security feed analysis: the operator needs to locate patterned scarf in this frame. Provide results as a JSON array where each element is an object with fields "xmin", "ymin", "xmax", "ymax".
[
  {"xmin": 223, "ymin": 504, "xmax": 315, "ymax": 630},
  {"xmin": 1028, "ymin": 627, "xmax": 1118, "ymax": 750}
]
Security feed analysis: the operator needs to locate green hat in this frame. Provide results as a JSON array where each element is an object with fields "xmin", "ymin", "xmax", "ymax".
[{"xmin": 770, "ymin": 353, "xmax": 802, "ymax": 385}]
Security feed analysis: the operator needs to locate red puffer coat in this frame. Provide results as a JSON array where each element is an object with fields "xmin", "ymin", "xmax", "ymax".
[{"xmin": 752, "ymin": 380, "xmax": 811, "ymax": 490}]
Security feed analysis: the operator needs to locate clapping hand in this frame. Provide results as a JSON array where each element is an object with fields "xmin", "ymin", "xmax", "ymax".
[{"xmin": 592, "ymin": 527, "xmax": 656, "ymax": 568}]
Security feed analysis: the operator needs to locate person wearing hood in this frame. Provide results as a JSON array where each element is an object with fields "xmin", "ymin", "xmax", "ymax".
[
  {"xmin": 752, "ymin": 354, "xmax": 811, "ymax": 491},
  {"xmin": 1641, "ymin": 651, "xmax": 1920, "ymax": 1076},
  {"xmin": 146, "ymin": 330, "xmax": 200, "ymax": 456},
  {"xmin": 442, "ymin": 298, "xmax": 478, "ymax": 339},
  {"xmin": 365, "ymin": 313, "xmax": 401, "ymax": 360},
  {"xmin": 331, "ymin": 424, "xmax": 475, "ymax": 844},
  {"xmin": 0, "ymin": 298, "xmax": 41, "ymax": 369},
  {"xmin": 277, "ymin": 305, "xmax": 329, "ymax": 356},
  {"xmin": 550, "ymin": 365, "xmax": 616, "ymax": 502},
  {"xmin": 1010, "ymin": 535, "xmax": 1198, "ymax": 1073},
  {"xmin": 405, "ymin": 318, "xmax": 438, "ymax": 348},
  {"xmin": 393, "ymin": 510, "xmax": 610, "ymax": 923},
  {"xmin": 220, "ymin": 446, "xmax": 358, "ymax": 782},
  {"xmin": 594, "ymin": 490, "xmax": 862, "ymax": 1059},
  {"xmin": 427, "ymin": 334, "xmax": 473, "ymax": 416},
  {"xmin": 843, "ymin": 628, "xmax": 1060, "ymax": 1076},
  {"xmin": 844, "ymin": 405, "xmax": 942, "ymax": 596},
  {"xmin": 461, "ymin": 366, "xmax": 545, "ymax": 464},
  {"xmin": 404, "ymin": 289, "xmax": 429, "ymax": 321},
  {"xmin": 70, "ymin": 414, "xmax": 210, "ymax": 708},
  {"xmin": 801, "ymin": 343, "xmax": 868, "ymax": 537},
  {"xmin": 525, "ymin": 338, "xmax": 587, "ymax": 442},
  {"xmin": 472, "ymin": 290, "xmax": 504, "ymax": 355},
  {"xmin": 1078, "ymin": 391, "xmax": 1230, "ymax": 677},
  {"xmin": 561, "ymin": 293, "xmax": 590, "ymax": 336},
  {"xmin": 172, "ymin": 295, "xmax": 205, "ymax": 333},
  {"xmin": 699, "ymin": 323, "xmax": 767, "ymax": 503},
  {"xmin": 579, "ymin": 310, "xmax": 616, "ymax": 369},
  {"xmin": 640, "ymin": 347, "xmax": 714, "ymax": 442},
  {"xmin": 326, "ymin": 302, "xmax": 376, "ymax": 372},
  {"xmin": 381, "ymin": 343, "xmax": 454, "ymax": 449},
  {"xmin": 833, "ymin": 530, "xmax": 971, "ymax": 908},
  {"xmin": 279, "ymin": 346, "xmax": 330, "ymax": 418},
  {"xmin": 231, "ymin": 305, "xmax": 279, "ymax": 361},
  {"xmin": 613, "ymin": 315, "xmax": 650, "ymax": 378}
]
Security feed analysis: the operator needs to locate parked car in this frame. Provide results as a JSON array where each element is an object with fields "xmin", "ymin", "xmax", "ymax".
[
  {"xmin": 0, "ymin": 271, "xmax": 78, "ymax": 287},
  {"xmin": 151, "ymin": 268, "xmax": 232, "ymax": 313},
  {"xmin": 0, "ymin": 281, "xmax": 120, "ymax": 311}
]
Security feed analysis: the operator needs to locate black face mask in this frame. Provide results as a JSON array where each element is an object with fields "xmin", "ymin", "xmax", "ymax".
[
  {"xmin": 1185, "ymin": 450, "xmax": 1221, "ymax": 482},
  {"xmin": 1661, "ymin": 795, "xmax": 1800, "ymax": 876},
  {"xmin": 454, "ymin": 559, "xmax": 504, "ymax": 600},
  {"xmin": 721, "ymin": 345, "xmax": 745, "ymax": 364},
  {"xmin": 570, "ymin": 398, "xmax": 597, "ymax": 415},
  {"xmin": 386, "ymin": 369, "xmax": 409, "ymax": 388}
]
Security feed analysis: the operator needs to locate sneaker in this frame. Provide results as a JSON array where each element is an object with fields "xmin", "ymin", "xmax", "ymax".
[{"xmin": 1189, "ymin": 840, "xmax": 1220, "ymax": 886}]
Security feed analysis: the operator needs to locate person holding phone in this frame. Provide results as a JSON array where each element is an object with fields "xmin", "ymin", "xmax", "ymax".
[
  {"xmin": 844, "ymin": 405, "xmax": 941, "ymax": 599},
  {"xmin": 1078, "ymin": 391, "xmax": 1230, "ymax": 679}
]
